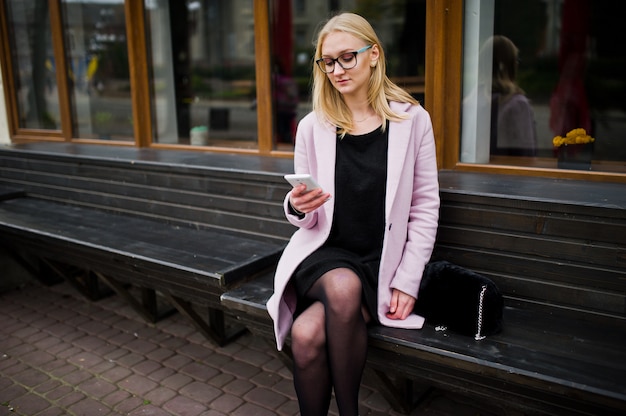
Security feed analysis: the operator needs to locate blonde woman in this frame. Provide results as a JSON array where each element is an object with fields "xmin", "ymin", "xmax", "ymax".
[{"xmin": 267, "ymin": 12, "xmax": 439, "ymax": 415}]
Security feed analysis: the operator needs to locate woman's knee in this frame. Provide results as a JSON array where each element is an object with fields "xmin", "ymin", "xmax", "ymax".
[
  {"xmin": 319, "ymin": 269, "xmax": 363, "ymax": 317},
  {"xmin": 291, "ymin": 304, "xmax": 326, "ymax": 367}
]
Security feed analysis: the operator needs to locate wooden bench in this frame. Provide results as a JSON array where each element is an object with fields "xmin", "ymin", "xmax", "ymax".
[
  {"xmin": 0, "ymin": 143, "xmax": 295, "ymax": 346},
  {"xmin": 221, "ymin": 171, "xmax": 626, "ymax": 415}
]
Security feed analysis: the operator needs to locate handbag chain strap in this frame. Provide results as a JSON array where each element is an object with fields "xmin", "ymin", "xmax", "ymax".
[{"xmin": 475, "ymin": 285, "xmax": 488, "ymax": 341}]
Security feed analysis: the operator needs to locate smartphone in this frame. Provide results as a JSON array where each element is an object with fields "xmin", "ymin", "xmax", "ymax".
[{"xmin": 284, "ymin": 174, "xmax": 321, "ymax": 193}]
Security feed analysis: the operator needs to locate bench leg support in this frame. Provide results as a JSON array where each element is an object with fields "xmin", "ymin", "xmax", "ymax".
[
  {"xmin": 42, "ymin": 259, "xmax": 112, "ymax": 301},
  {"xmin": 163, "ymin": 293, "xmax": 246, "ymax": 347},
  {"xmin": 370, "ymin": 369, "xmax": 432, "ymax": 414},
  {"xmin": 95, "ymin": 272, "xmax": 175, "ymax": 323}
]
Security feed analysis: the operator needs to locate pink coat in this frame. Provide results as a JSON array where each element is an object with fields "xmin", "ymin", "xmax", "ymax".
[{"xmin": 267, "ymin": 101, "xmax": 440, "ymax": 350}]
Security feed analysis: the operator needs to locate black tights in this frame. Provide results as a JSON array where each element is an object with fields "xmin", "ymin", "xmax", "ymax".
[{"xmin": 291, "ymin": 268, "xmax": 369, "ymax": 416}]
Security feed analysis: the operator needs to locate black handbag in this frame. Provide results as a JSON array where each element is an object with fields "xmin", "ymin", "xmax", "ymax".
[{"xmin": 414, "ymin": 260, "xmax": 504, "ymax": 340}]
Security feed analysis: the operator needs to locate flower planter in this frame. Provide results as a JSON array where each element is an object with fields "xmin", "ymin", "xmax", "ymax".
[{"xmin": 556, "ymin": 142, "xmax": 593, "ymax": 170}]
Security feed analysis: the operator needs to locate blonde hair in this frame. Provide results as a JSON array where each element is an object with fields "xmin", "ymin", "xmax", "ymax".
[{"xmin": 312, "ymin": 13, "xmax": 418, "ymax": 136}]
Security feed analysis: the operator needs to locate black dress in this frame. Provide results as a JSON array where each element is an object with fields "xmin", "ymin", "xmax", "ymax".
[{"xmin": 292, "ymin": 122, "xmax": 389, "ymax": 321}]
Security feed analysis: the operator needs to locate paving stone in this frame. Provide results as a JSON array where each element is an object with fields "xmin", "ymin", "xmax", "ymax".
[
  {"xmin": 179, "ymin": 381, "xmax": 221, "ymax": 403},
  {"xmin": 34, "ymin": 406, "xmax": 67, "ymax": 416},
  {"xmin": 32, "ymin": 335, "xmax": 62, "ymax": 351},
  {"xmin": 163, "ymin": 396, "xmax": 208, "ymax": 416},
  {"xmin": 0, "ymin": 361, "xmax": 29, "ymax": 376},
  {"xmin": 113, "ymin": 396, "xmax": 145, "ymax": 415},
  {"xmin": 146, "ymin": 347, "xmax": 176, "ymax": 362},
  {"xmin": 0, "ymin": 356, "xmax": 22, "ymax": 373},
  {"xmin": 147, "ymin": 366, "xmax": 176, "ymax": 383},
  {"xmin": 0, "ymin": 336, "xmax": 23, "ymax": 351},
  {"xmin": 67, "ymin": 396, "xmax": 111, "ymax": 415},
  {"xmin": 24, "ymin": 330, "xmax": 48, "ymax": 344},
  {"xmin": 45, "ymin": 341, "xmax": 75, "ymax": 356},
  {"xmin": 0, "ymin": 377, "xmax": 13, "ymax": 391},
  {"xmin": 56, "ymin": 391, "xmax": 86, "ymax": 408},
  {"xmin": 119, "ymin": 374, "xmax": 159, "ymax": 396},
  {"xmin": 235, "ymin": 347, "xmax": 273, "ymax": 367},
  {"xmin": 177, "ymin": 343, "xmax": 212, "ymax": 361},
  {"xmin": 133, "ymin": 359, "xmax": 163, "ymax": 376},
  {"xmin": 29, "ymin": 317, "xmax": 59, "ymax": 331},
  {"xmin": 163, "ymin": 354, "xmax": 193, "ymax": 371},
  {"xmin": 128, "ymin": 404, "xmax": 173, "ymax": 416},
  {"xmin": 11, "ymin": 326, "xmax": 40, "ymax": 340},
  {"xmin": 5, "ymin": 343, "xmax": 36, "ymax": 358},
  {"xmin": 143, "ymin": 386, "xmax": 178, "ymax": 406},
  {"xmin": 73, "ymin": 334, "xmax": 109, "ymax": 351},
  {"xmin": 161, "ymin": 373, "xmax": 193, "ymax": 391},
  {"xmin": 77, "ymin": 378, "xmax": 118, "ymax": 398},
  {"xmin": 220, "ymin": 359, "xmax": 261, "ymax": 379},
  {"xmin": 12, "ymin": 367, "xmax": 50, "ymax": 388},
  {"xmin": 77, "ymin": 320, "xmax": 110, "ymax": 336},
  {"xmin": 34, "ymin": 378, "xmax": 63, "ymax": 395},
  {"xmin": 229, "ymin": 402, "xmax": 277, "ymax": 416},
  {"xmin": 62, "ymin": 368, "xmax": 92, "ymax": 385},
  {"xmin": 125, "ymin": 338, "xmax": 159, "ymax": 355},
  {"xmin": 68, "ymin": 351, "xmax": 104, "ymax": 369},
  {"xmin": 108, "ymin": 332, "xmax": 138, "ymax": 347},
  {"xmin": 209, "ymin": 393, "xmax": 244, "ymax": 414},
  {"xmin": 180, "ymin": 361, "xmax": 219, "ymax": 381},
  {"xmin": 276, "ymin": 399, "xmax": 300, "ymax": 416},
  {"xmin": 222, "ymin": 378, "xmax": 255, "ymax": 397},
  {"xmin": 0, "ymin": 384, "xmax": 27, "ymax": 404},
  {"xmin": 250, "ymin": 370, "xmax": 283, "ymax": 388},
  {"xmin": 206, "ymin": 373, "xmax": 234, "ymax": 389},
  {"xmin": 48, "ymin": 363, "xmax": 79, "ymax": 378},
  {"xmin": 115, "ymin": 351, "xmax": 145, "ymax": 368},
  {"xmin": 243, "ymin": 386, "xmax": 288, "ymax": 410},
  {"xmin": 10, "ymin": 392, "xmax": 50, "ymax": 415},
  {"xmin": 56, "ymin": 346, "xmax": 83, "ymax": 360},
  {"xmin": 45, "ymin": 384, "xmax": 74, "ymax": 401},
  {"xmin": 101, "ymin": 389, "xmax": 132, "ymax": 409},
  {"xmin": 271, "ymin": 378, "xmax": 297, "ymax": 400}
]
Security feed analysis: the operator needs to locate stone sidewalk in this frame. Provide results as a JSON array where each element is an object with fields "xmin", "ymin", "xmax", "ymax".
[{"xmin": 0, "ymin": 279, "xmax": 501, "ymax": 416}]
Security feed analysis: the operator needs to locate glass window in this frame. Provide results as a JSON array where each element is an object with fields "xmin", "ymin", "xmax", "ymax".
[
  {"xmin": 61, "ymin": 0, "xmax": 133, "ymax": 141},
  {"xmin": 4, "ymin": 0, "xmax": 60, "ymax": 130},
  {"xmin": 461, "ymin": 0, "xmax": 626, "ymax": 173},
  {"xmin": 269, "ymin": 0, "xmax": 426, "ymax": 150},
  {"xmin": 144, "ymin": 0, "xmax": 257, "ymax": 148}
]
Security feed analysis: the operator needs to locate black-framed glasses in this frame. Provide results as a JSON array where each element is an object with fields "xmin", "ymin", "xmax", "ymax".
[{"xmin": 315, "ymin": 45, "xmax": 373, "ymax": 74}]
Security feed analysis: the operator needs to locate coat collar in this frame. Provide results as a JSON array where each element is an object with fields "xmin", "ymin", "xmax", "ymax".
[{"xmin": 312, "ymin": 101, "xmax": 414, "ymax": 220}]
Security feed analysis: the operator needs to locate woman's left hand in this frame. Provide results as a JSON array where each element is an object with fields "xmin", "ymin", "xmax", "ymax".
[{"xmin": 386, "ymin": 289, "xmax": 416, "ymax": 320}]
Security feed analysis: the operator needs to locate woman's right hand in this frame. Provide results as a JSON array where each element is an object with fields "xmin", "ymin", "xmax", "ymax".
[{"xmin": 289, "ymin": 185, "xmax": 331, "ymax": 214}]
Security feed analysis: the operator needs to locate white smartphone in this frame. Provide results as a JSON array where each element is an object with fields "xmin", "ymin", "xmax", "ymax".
[{"xmin": 284, "ymin": 174, "xmax": 321, "ymax": 193}]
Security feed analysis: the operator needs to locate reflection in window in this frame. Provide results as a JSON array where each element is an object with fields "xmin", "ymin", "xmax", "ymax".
[
  {"xmin": 61, "ymin": 0, "xmax": 133, "ymax": 141},
  {"xmin": 461, "ymin": 0, "xmax": 626, "ymax": 173},
  {"xmin": 145, "ymin": 0, "xmax": 257, "ymax": 148},
  {"xmin": 4, "ymin": 0, "xmax": 60, "ymax": 130},
  {"xmin": 269, "ymin": 0, "xmax": 426, "ymax": 150}
]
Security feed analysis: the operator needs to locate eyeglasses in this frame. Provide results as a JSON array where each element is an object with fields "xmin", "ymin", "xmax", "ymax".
[{"xmin": 315, "ymin": 45, "xmax": 373, "ymax": 74}]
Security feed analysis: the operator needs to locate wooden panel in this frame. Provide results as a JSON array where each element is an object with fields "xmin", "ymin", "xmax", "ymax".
[{"xmin": 0, "ymin": 149, "xmax": 295, "ymax": 239}]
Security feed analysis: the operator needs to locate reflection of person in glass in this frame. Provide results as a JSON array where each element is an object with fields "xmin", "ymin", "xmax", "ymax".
[
  {"xmin": 274, "ymin": 62, "xmax": 298, "ymax": 144},
  {"xmin": 488, "ymin": 35, "xmax": 538, "ymax": 156}
]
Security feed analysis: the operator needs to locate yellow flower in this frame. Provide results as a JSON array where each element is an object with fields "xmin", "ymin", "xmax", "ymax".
[{"xmin": 553, "ymin": 128, "xmax": 595, "ymax": 147}]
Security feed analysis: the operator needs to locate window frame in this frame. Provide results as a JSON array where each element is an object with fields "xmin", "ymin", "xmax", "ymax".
[
  {"xmin": 0, "ymin": 0, "xmax": 624, "ymax": 181},
  {"xmin": 427, "ymin": 0, "xmax": 624, "ymax": 183}
]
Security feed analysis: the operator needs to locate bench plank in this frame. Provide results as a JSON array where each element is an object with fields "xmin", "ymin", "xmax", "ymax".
[{"xmin": 0, "ymin": 197, "xmax": 283, "ymax": 287}]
